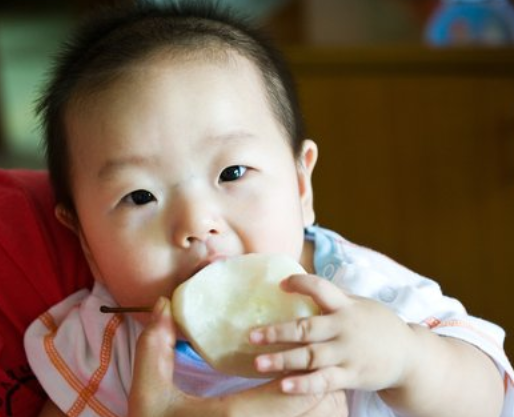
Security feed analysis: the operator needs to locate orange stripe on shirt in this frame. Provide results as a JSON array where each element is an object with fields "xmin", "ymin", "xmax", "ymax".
[
  {"xmin": 41, "ymin": 313, "xmax": 85, "ymax": 395},
  {"xmin": 68, "ymin": 315, "xmax": 123, "ymax": 417},
  {"xmin": 41, "ymin": 311, "xmax": 123, "ymax": 417},
  {"xmin": 39, "ymin": 311, "xmax": 58, "ymax": 333},
  {"xmin": 424, "ymin": 318, "xmax": 503, "ymax": 351},
  {"xmin": 505, "ymin": 373, "xmax": 514, "ymax": 392}
]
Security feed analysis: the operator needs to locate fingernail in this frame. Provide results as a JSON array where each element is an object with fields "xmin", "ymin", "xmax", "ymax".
[
  {"xmin": 256, "ymin": 355, "xmax": 272, "ymax": 371},
  {"xmin": 282, "ymin": 379, "xmax": 295, "ymax": 393},
  {"xmin": 249, "ymin": 330, "xmax": 264, "ymax": 344}
]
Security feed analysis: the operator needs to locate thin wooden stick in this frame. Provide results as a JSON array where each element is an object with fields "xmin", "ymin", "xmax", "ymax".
[{"xmin": 100, "ymin": 305, "xmax": 153, "ymax": 314}]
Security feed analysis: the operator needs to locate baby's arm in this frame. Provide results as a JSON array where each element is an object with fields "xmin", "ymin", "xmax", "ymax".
[
  {"xmin": 380, "ymin": 322, "xmax": 504, "ymax": 417},
  {"xmin": 250, "ymin": 274, "xmax": 504, "ymax": 417}
]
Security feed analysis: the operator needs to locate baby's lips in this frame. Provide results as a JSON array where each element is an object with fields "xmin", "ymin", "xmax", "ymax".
[{"xmin": 190, "ymin": 255, "xmax": 228, "ymax": 277}]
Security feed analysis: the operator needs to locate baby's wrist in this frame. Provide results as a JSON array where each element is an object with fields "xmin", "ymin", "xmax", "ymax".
[
  {"xmin": 379, "ymin": 322, "xmax": 430, "ymax": 407},
  {"xmin": 387, "ymin": 323, "xmax": 425, "ymax": 391},
  {"xmin": 399, "ymin": 323, "xmax": 426, "ymax": 386}
]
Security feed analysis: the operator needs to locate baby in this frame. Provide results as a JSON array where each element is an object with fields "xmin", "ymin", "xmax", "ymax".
[{"xmin": 24, "ymin": 2, "xmax": 513, "ymax": 417}]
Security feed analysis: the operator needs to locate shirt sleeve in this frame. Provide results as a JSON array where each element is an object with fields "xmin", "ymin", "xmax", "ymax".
[
  {"xmin": 0, "ymin": 169, "xmax": 93, "ymax": 417},
  {"xmin": 335, "ymin": 238, "xmax": 514, "ymax": 416}
]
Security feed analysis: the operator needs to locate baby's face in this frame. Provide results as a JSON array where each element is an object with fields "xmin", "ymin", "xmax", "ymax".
[{"xmin": 63, "ymin": 54, "xmax": 317, "ymax": 323}]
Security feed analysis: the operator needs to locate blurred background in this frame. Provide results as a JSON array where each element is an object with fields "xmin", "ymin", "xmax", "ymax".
[{"xmin": 1, "ymin": 0, "xmax": 514, "ymax": 359}]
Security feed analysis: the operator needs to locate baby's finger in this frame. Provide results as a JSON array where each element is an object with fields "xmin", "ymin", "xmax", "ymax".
[
  {"xmin": 280, "ymin": 367, "xmax": 348, "ymax": 394},
  {"xmin": 281, "ymin": 274, "xmax": 348, "ymax": 313},
  {"xmin": 250, "ymin": 314, "xmax": 339, "ymax": 345},
  {"xmin": 130, "ymin": 297, "xmax": 179, "ymax": 412},
  {"xmin": 255, "ymin": 342, "xmax": 340, "ymax": 373}
]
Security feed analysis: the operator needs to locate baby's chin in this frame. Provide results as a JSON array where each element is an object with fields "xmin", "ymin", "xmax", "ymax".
[
  {"xmin": 131, "ymin": 311, "xmax": 189, "ymax": 341},
  {"xmin": 131, "ymin": 311, "xmax": 152, "ymax": 327}
]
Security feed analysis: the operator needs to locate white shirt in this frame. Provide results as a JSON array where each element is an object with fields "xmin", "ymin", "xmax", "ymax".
[{"xmin": 25, "ymin": 226, "xmax": 514, "ymax": 416}]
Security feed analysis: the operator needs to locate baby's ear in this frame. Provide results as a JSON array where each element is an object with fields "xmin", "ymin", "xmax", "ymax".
[
  {"xmin": 297, "ymin": 139, "xmax": 318, "ymax": 227},
  {"xmin": 299, "ymin": 139, "xmax": 318, "ymax": 176},
  {"xmin": 55, "ymin": 204, "xmax": 79, "ymax": 234},
  {"xmin": 55, "ymin": 204, "xmax": 105, "ymax": 283}
]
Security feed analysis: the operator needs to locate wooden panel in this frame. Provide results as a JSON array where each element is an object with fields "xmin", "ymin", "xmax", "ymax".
[{"xmin": 287, "ymin": 47, "xmax": 514, "ymax": 360}]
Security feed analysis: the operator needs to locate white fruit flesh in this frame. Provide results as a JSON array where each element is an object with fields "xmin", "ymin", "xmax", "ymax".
[{"xmin": 171, "ymin": 253, "xmax": 319, "ymax": 378}]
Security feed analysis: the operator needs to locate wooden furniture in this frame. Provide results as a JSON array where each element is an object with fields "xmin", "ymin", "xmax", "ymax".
[{"xmin": 286, "ymin": 47, "xmax": 514, "ymax": 360}]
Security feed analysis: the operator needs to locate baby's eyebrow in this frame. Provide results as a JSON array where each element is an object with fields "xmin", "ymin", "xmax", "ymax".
[
  {"xmin": 98, "ymin": 155, "xmax": 158, "ymax": 180},
  {"xmin": 97, "ymin": 131, "xmax": 255, "ymax": 180}
]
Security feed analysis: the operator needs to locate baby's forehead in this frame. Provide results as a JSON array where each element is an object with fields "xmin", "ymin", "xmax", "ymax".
[
  {"xmin": 64, "ymin": 43, "xmax": 291, "ymax": 156},
  {"xmin": 73, "ymin": 45, "xmax": 262, "ymax": 99},
  {"xmin": 77, "ymin": 56, "xmax": 271, "ymax": 129},
  {"xmin": 65, "ymin": 49, "xmax": 276, "ymax": 130}
]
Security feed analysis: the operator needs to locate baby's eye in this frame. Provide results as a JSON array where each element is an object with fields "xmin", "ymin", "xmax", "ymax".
[
  {"xmin": 219, "ymin": 166, "xmax": 247, "ymax": 183},
  {"xmin": 123, "ymin": 189, "xmax": 156, "ymax": 205}
]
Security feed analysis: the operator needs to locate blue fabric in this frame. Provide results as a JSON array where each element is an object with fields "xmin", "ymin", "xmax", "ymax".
[
  {"xmin": 175, "ymin": 340, "xmax": 203, "ymax": 361},
  {"xmin": 305, "ymin": 225, "xmax": 350, "ymax": 281}
]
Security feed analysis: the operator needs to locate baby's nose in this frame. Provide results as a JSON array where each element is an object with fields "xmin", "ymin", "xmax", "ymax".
[{"xmin": 171, "ymin": 192, "xmax": 223, "ymax": 248}]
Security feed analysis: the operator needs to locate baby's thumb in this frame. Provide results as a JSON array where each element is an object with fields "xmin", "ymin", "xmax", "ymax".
[{"xmin": 129, "ymin": 297, "xmax": 178, "ymax": 416}]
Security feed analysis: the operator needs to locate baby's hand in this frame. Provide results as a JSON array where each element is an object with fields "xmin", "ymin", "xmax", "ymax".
[
  {"xmin": 250, "ymin": 274, "xmax": 417, "ymax": 395},
  {"xmin": 131, "ymin": 297, "xmax": 349, "ymax": 417}
]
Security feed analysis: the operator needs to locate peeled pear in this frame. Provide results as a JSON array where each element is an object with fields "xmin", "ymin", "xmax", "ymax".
[{"xmin": 171, "ymin": 253, "xmax": 319, "ymax": 378}]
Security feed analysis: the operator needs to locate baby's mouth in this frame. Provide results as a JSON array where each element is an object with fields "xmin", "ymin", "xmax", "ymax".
[{"xmin": 189, "ymin": 255, "xmax": 227, "ymax": 278}]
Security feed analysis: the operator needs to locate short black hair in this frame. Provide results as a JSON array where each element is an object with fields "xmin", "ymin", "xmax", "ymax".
[{"xmin": 37, "ymin": 0, "xmax": 305, "ymax": 212}]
